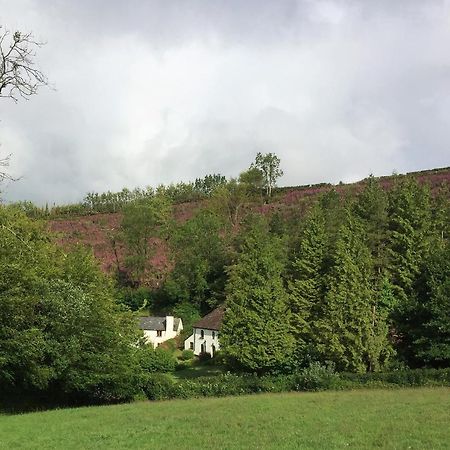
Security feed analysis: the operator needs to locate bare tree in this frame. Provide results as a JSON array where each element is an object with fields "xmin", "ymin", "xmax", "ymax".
[
  {"xmin": 0, "ymin": 153, "xmax": 14, "ymax": 183},
  {"xmin": 0, "ymin": 26, "xmax": 47, "ymax": 183},
  {"xmin": 0, "ymin": 27, "xmax": 47, "ymax": 102}
]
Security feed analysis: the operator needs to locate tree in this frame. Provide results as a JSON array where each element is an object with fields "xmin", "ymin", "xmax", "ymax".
[
  {"xmin": 120, "ymin": 194, "xmax": 171, "ymax": 285},
  {"xmin": 239, "ymin": 167, "xmax": 264, "ymax": 198},
  {"xmin": 288, "ymin": 204, "xmax": 327, "ymax": 364},
  {"xmin": 315, "ymin": 213, "xmax": 391, "ymax": 372},
  {"xmin": 209, "ymin": 179, "xmax": 250, "ymax": 228},
  {"xmin": 194, "ymin": 174, "xmax": 227, "ymax": 196},
  {"xmin": 0, "ymin": 206, "xmax": 142, "ymax": 403},
  {"xmin": 221, "ymin": 217, "xmax": 294, "ymax": 373},
  {"xmin": 1, "ymin": 26, "xmax": 48, "ymax": 183},
  {"xmin": 399, "ymin": 241, "xmax": 450, "ymax": 367},
  {"xmin": 387, "ymin": 177, "xmax": 432, "ymax": 305},
  {"xmin": 0, "ymin": 27, "xmax": 47, "ymax": 101},
  {"xmin": 164, "ymin": 210, "xmax": 228, "ymax": 312},
  {"xmin": 251, "ymin": 152, "xmax": 283, "ymax": 198},
  {"xmin": 353, "ymin": 175, "xmax": 389, "ymax": 276}
]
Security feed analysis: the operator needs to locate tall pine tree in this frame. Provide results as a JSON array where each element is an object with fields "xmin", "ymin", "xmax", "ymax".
[
  {"xmin": 288, "ymin": 204, "xmax": 327, "ymax": 364},
  {"xmin": 221, "ymin": 217, "xmax": 294, "ymax": 373},
  {"xmin": 387, "ymin": 177, "xmax": 432, "ymax": 306},
  {"xmin": 316, "ymin": 212, "xmax": 390, "ymax": 372},
  {"xmin": 354, "ymin": 175, "xmax": 389, "ymax": 277}
]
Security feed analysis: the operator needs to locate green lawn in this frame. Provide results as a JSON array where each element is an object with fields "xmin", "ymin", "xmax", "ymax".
[{"xmin": 1, "ymin": 388, "xmax": 449, "ymax": 449}]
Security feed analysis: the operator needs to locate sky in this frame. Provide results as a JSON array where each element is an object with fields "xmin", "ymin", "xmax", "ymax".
[{"xmin": 0, "ymin": 0, "xmax": 449, "ymax": 205}]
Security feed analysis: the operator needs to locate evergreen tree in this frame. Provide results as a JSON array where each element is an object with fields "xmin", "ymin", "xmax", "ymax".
[
  {"xmin": 387, "ymin": 177, "xmax": 432, "ymax": 306},
  {"xmin": 386, "ymin": 178, "xmax": 436, "ymax": 366},
  {"xmin": 316, "ymin": 213, "xmax": 390, "ymax": 372},
  {"xmin": 354, "ymin": 175, "xmax": 389, "ymax": 277},
  {"xmin": 431, "ymin": 183, "xmax": 450, "ymax": 244},
  {"xmin": 221, "ymin": 217, "xmax": 294, "ymax": 373},
  {"xmin": 288, "ymin": 204, "xmax": 327, "ymax": 364},
  {"xmin": 400, "ymin": 241, "xmax": 450, "ymax": 367}
]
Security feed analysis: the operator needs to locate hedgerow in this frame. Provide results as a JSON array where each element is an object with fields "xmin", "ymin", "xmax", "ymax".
[{"xmin": 141, "ymin": 366, "xmax": 450, "ymax": 401}]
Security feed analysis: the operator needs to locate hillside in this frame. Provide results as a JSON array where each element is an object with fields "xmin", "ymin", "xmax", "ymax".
[{"xmin": 48, "ymin": 166, "xmax": 450, "ymax": 285}]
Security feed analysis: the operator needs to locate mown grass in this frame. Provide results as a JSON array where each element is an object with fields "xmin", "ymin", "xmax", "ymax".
[{"xmin": 0, "ymin": 387, "xmax": 449, "ymax": 449}]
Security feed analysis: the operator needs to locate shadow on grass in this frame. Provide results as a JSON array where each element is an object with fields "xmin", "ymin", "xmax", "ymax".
[{"xmin": 173, "ymin": 360, "xmax": 227, "ymax": 379}]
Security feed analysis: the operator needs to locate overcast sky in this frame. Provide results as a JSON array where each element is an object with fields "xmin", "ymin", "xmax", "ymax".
[{"xmin": 0, "ymin": 0, "xmax": 449, "ymax": 205}]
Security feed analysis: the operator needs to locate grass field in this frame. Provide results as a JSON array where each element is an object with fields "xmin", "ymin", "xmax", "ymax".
[{"xmin": 1, "ymin": 387, "xmax": 449, "ymax": 449}]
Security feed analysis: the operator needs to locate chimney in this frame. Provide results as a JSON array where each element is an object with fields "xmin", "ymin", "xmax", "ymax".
[{"xmin": 165, "ymin": 316, "xmax": 174, "ymax": 335}]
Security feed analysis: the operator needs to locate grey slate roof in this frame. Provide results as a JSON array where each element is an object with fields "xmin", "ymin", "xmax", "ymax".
[{"xmin": 139, "ymin": 316, "xmax": 181, "ymax": 331}]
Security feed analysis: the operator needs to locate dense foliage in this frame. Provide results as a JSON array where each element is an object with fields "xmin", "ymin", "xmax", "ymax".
[
  {"xmin": 1, "ymin": 155, "xmax": 449, "ymax": 407},
  {"xmin": 0, "ymin": 206, "xmax": 143, "ymax": 404},
  {"xmin": 221, "ymin": 217, "xmax": 294, "ymax": 373},
  {"xmin": 142, "ymin": 366, "xmax": 450, "ymax": 401},
  {"xmin": 220, "ymin": 173, "xmax": 449, "ymax": 374}
]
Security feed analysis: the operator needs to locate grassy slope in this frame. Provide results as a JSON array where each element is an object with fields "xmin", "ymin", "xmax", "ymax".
[{"xmin": 1, "ymin": 388, "xmax": 449, "ymax": 449}]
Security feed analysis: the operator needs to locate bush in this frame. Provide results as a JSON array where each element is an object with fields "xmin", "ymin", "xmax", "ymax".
[
  {"xmin": 198, "ymin": 351, "xmax": 212, "ymax": 362},
  {"xmin": 293, "ymin": 362, "xmax": 340, "ymax": 392},
  {"xmin": 142, "ymin": 373, "xmax": 177, "ymax": 400},
  {"xmin": 141, "ymin": 368, "xmax": 450, "ymax": 402},
  {"xmin": 138, "ymin": 346, "xmax": 176, "ymax": 373},
  {"xmin": 339, "ymin": 368, "xmax": 450, "ymax": 388},
  {"xmin": 180, "ymin": 350, "xmax": 194, "ymax": 361}
]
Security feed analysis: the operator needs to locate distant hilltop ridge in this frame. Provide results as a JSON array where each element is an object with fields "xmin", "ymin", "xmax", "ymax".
[{"xmin": 46, "ymin": 165, "xmax": 450, "ymax": 285}]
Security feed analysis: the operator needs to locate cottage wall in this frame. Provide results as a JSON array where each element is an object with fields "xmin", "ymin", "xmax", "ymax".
[
  {"xmin": 184, "ymin": 327, "xmax": 220, "ymax": 356},
  {"xmin": 143, "ymin": 316, "xmax": 181, "ymax": 348}
]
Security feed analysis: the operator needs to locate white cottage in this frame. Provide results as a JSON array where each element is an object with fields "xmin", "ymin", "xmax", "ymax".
[
  {"xmin": 139, "ymin": 315, "xmax": 183, "ymax": 348},
  {"xmin": 184, "ymin": 306, "xmax": 225, "ymax": 357}
]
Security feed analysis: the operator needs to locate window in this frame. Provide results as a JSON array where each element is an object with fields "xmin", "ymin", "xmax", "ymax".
[
  {"xmin": 189, "ymin": 342, "xmax": 194, "ymax": 350},
  {"xmin": 200, "ymin": 330, "xmax": 204, "ymax": 339},
  {"xmin": 156, "ymin": 330, "xmax": 163, "ymax": 337}
]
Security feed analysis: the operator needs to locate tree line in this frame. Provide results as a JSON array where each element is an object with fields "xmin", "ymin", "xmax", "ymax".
[
  {"xmin": 222, "ymin": 177, "xmax": 449, "ymax": 373},
  {"xmin": 113, "ymin": 160, "xmax": 449, "ymax": 375}
]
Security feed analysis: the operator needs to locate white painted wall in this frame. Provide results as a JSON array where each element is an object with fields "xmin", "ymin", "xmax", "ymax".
[
  {"xmin": 184, "ymin": 327, "xmax": 220, "ymax": 356},
  {"xmin": 143, "ymin": 316, "xmax": 183, "ymax": 348}
]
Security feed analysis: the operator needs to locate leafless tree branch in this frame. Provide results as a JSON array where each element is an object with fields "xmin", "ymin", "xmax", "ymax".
[
  {"xmin": 0, "ymin": 25, "xmax": 47, "ymax": 186},
  {"xmin": 0, "ymin": 26, "xmax": 48, "ymax": 102},
  {"xmin": 0, "ymin": 152, "xmax": 19, "ymax": 183}
]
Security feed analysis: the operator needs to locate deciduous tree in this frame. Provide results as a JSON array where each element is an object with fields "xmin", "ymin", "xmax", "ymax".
[{"xmin": 251, "ymin": 152, "xmax": 283, "ymax": 198}]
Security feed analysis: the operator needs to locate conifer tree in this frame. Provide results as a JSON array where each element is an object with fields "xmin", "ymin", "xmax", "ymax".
[
  {"xmin": 431, "ymin": 183, "xmax": 450, "ymax": 245},
  {"xmin": 400, "ymin": 241, "xmax": 450, "ymax": 367},
  {"xmin": 288, "ymin": 204, "xmax": 327, "ymax": 363},
  {"xmin": 387, "ymin": 177, "xmax": 432, "ymax": 306},
  {"xmin": 316, "ymin": 213, "xmax": 389, "ymax": 372},
  {"xmin": 354, "ymin": 175, "xmax": 389, "ymax": 276},
  {"xmin": 221, "ymin": 217, "xmax": 294, "ymax": 373}
]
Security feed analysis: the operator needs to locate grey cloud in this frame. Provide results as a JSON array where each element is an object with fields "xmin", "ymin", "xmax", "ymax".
[{"xmin": 0, "ymin": 0, "xmax": 449, "ymax": 205}]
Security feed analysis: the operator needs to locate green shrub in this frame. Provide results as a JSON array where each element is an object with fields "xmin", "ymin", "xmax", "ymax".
[
  {"xmin": 138, "ymin": 346, "xmax": 176, "ymax": 373},
  {"xmin": 180, "ymin": 350, "xmax": 194, "ymax": 361},
  {"xmin": 142, "ymin": 368, "xmax": 450, "ymax": 402},
  {"xmin": 339, "ymin": 368, "xmax": 450, "ymax": 387},
  {"xmin": 294, "ymin": 362, "xmax": 340, "ymax": 392},
  {"xmin": 142, "ymin": 373, "xmax": 176, "ymax": 400},
  {"xmin": 160, "ymin": 338, "xmax": 178, "ymax": 352}
]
